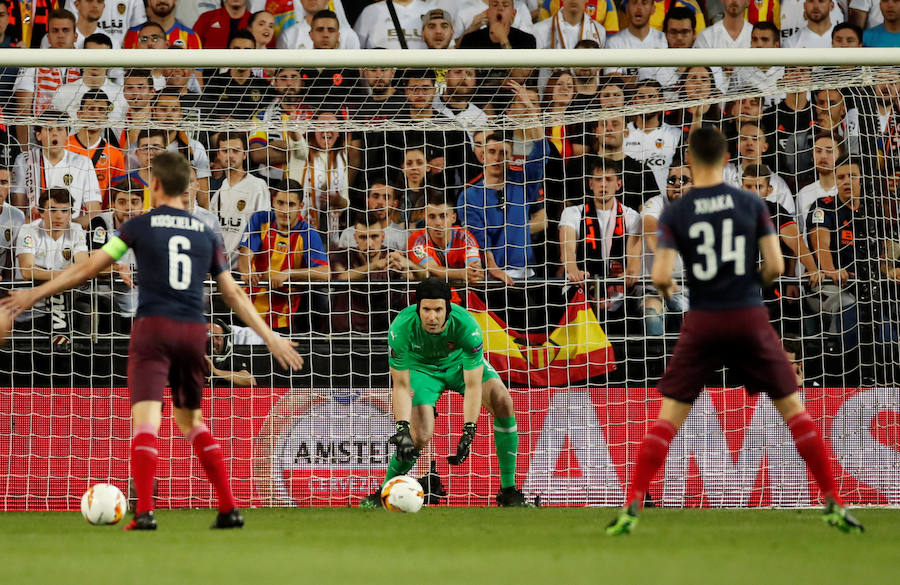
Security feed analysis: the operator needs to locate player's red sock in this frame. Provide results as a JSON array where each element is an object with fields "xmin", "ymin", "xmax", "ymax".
[
  {"xmin": 189, "ymin": 424, "xmax": 236, "ymax": 513},
  {"xmin": 787, "ymin": 411, "xmax": 842, "ymax": 506},
  {"xmin": 627, "ymin": 419, "xmax": 678, "ymax": 508},
  {"xmin": 131, "ymin": 424, "xmax": 158, "ymax": 515}
]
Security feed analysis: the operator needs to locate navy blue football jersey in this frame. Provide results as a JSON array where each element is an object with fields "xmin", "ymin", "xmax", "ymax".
[
  {"xmin": 115, "ymin": 206, "xmax": 228, "ymax": 322},
  {"xmin": 657, "ymin": 183, "xmax": 776, "ymax": 310}
]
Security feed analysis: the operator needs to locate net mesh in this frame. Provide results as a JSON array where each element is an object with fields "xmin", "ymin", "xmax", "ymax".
[{"xmin": 0, "ymin": 58, "xmax": 899, "ymax": 510}]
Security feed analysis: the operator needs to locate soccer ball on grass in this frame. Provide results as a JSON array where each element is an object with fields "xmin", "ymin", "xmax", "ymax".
[
  {"xmin": 381, "ymin": 475, "xmax": 425, "ymax": 513},
  {"xmin": 80, "ymin": 484, "xmax": 128, "ymax": 525}
]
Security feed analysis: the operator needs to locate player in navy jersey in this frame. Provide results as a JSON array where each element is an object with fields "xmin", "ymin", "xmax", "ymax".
[
  {"xmin": 606, "ymin": 128, "xmax": 863, "ymax": 535},
  {"xmin": 2, "ymin": 152, "xmax": 304, "ymax": 531}
]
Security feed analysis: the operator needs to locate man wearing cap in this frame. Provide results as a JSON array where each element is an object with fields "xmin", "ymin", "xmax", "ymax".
[{"xmin": 422, "ymin": 8, "xmax": 454, "ymax": 48}]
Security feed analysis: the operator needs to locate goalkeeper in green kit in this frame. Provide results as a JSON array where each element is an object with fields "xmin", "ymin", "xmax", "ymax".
[{"xmin": 360, "ymin": 278, "xmax": 535, "ymax": 508}]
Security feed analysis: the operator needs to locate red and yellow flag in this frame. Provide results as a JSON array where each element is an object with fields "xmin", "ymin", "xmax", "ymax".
[{"xmin": 466, "ymin": 288, "xmax": 616, "ymax": 387}]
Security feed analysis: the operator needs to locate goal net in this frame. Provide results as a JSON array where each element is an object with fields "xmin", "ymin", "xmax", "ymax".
[{"xmin": 1, "ymin": 49, "xmax": 899, "ymax": 510}]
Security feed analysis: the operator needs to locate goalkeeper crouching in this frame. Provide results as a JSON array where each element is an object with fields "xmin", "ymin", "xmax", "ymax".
[{"xmin": 360, "ymin": 278, "xmax": 536, "ymax": 508}]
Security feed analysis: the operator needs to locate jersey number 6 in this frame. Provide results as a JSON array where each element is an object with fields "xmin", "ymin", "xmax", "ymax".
[
  {"xmin": 168, "ymin": 235, "xmax": 192, "ymax": 290},
  {"xmin": 688, "ymin": 219, "xmax": 746, "ymax": 281}
]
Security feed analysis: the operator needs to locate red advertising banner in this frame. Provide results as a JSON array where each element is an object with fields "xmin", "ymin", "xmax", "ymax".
[{"xmin": 1, "ymin": 386, "xmax": 897, "ymax": 510}]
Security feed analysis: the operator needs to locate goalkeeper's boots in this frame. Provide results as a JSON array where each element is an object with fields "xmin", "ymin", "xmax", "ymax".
[
  {"xmin": 496, "ymin": 486, "xmax": 539, "ymax": 508},
  {"xmin": 605, "ymin": 500, "xmax": 640, "ymax": 536},
  {"xmin": 359, "ymin": 490, "xmax": 383, "ymax": 510},
  {"xmin": 122, "ymin": 511, "xmax": 157, "ymax": 531},
  {"xmin": 418, "ymin": 461, "xmax": 448, "ymax": 506},
  {"xmin": 822, "ymin": 500, "xmax": 864, "ymax": 533},
  {"xmin": 211, "ymin": 508, "xmax": 245, "ymax": 529}
]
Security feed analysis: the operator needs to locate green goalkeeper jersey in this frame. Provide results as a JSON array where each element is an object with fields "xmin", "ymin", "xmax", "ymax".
[{"xmin": 388, "ymin": 304, "xmax": 485, "ymax": 373}]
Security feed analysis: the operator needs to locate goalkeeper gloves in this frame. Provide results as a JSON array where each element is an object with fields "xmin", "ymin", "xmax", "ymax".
[
  {"xmin": 447, "ymin": 422, "xmax": 477, "ymax": 465},
  {"xmin": 388, "ymin": 420, "xmax": 418, "ymax": 462}
]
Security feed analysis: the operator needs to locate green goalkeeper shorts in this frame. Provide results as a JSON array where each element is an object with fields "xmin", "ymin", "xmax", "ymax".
[{"xmin": 409, "ymin": 358, "xmax": 500, "ymax": 408}]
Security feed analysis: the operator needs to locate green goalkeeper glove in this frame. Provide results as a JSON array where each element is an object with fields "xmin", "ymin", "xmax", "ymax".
[{"xmin": 447, "ymin": 422, "xmax": 477, "ymax": 465}]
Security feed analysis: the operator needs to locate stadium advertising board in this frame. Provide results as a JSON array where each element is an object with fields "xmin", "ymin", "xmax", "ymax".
[{"xmin": 0, "ymin": 387, "xmax": 897, "ymax": 509}]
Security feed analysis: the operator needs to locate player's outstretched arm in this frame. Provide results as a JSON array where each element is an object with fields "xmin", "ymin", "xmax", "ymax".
[
  {"xmin": 448, "ymin": 367, "xmax": 483, "ymax": 465},
  {"xmin": 1, "ymin": 249, "xmax": 116, "ymax": 316},
  {"xmin": 215, "ymin": 270, "xmax": 304, "ymax": 371},
  {"xmin": 758, "ymin": 233, "xmax": 785, "ymax": 287},
  {"xmin": 390, "ymin": 367, "xmax": 413, "ymax": 422},
  {"xmin": 388, "ymin": 367, "xmax": 418, "ymax": 461},
  {"xmin": 651, "ymin": 248, "xmax": 678, "ymax": 299}
]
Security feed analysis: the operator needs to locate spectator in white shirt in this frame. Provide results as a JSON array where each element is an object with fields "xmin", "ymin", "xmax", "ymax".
[
  {"xmin": 153, "ymin": 90, "xmax": 211, "ymax": 199},
  {"xmin": 621, "ymin": 81, "xmax": 682, "ymax": 192},
  {"xmin": 74, "ymin": 0, "xmax": 145, "ymax": 47},
  {"xmin": 16, "ymin": 187, "xmax": 90, "ymax": 284},
  {"xmin": 13, "ymin": 9, "xmax": 79, "ymax": 145},
  {"xmin": 732, "ymin": 22, "xmax": 785, "ymax": 101},
  {"xmin": 354, "ymin": 0, "xmax": 434, "ymax": 49},
  {"xmin": 51, "ymin": 33, "xmax": 129, "ymax": 123},
  {"xmin": 658, "ymin": 7, "xmax": 727, "ymax": 94},
  {"xmin": 785, "ymin": 0, "xmax": 836, "ymax": 47},
  {"xmin": 780, "ymin": 0, "xmax": 844, "ymax": 44},
  {"xmin": 277, "ymin": 0, "xmax": 360, "ymax": 49},
  {"xmin": 641, "ymin": 162, "xmax": 691, "ymax": 336},
  {"xmin": 534, "ymin": 0, "xmax": 605, "ymax": 49},
  {"xmin": 250, "ymin": 0, "xmax": 352, "ymax": 30},
  {"xmin": 604, "ymin": 0, "xmax": 667, "ymax": 84},
  {"xmin": 210, "ymin": 132, "xmax": 271, "ymax": 266},
  {"xmin": 48, "ymin": 0, "xmax": 122, "ymax": 49},
  {"xmin": 0, "ymin": 164, "xmax": 25, "ymax": 281},
  {"xmin": 796, "ymin": 132, "xmax": 842, "ymax": 233},
  {"xmin": 14, "ymin": 187, "xmax": 92, "ymax": 339},
  {"xmin": 693, "ymin": 0, "xmax": 752, "ymax": 48},
  {"xmin": 11, "ymin": 110, "xmax": 102, "ymax": 226},
  {"xmin": 434, "ymin": 67, "xmax": 489, "ymax": 132},
  {"xmin": 723, "ymin": 120, "xmax": 796, "ymax": 214},
  {"xmin": 850, "ymin": 0, "xmax": 884, "ymax": 28}
]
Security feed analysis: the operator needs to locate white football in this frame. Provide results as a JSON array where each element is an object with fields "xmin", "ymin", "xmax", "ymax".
[
  {"xmin": 80, "ymin": 484, "xmax": 128, "ymax": 525},
  {"xmin": 381, "ymin": 475, "xmax": 425, "ymax": 513}
]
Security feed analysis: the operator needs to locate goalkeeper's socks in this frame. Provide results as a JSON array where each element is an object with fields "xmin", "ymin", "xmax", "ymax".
[
  {"xmin": 787, "ymin": 412, "xmax": 842, "ymax": 505},
  {"xmin": 131, "ymin": 424, "xmax": 159, "ymax": 515},
  {"xmin": 626, "ymin": 419, "xmax": 677, "ymax": 507},
  {"xmin": 493, "ymin": 415, "xmax": 519, "ymax": 489},
  {"xmin": 189, "ymin": 424, "xmax": 237, "ymax": 514},
  {"xmin": 381, "ymin": 452, "xmax": 418, "ymax": 488}
]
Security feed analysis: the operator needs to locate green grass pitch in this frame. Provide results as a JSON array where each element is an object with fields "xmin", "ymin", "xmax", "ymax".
[{"xmin": 2, "ymin": 508, "xmax": 898, "ymax": 585}]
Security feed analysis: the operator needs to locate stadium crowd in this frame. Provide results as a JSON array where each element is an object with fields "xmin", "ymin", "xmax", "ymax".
[{"xmin": 0, "ymin": 0, "xmax": 897, "ymax": 375}]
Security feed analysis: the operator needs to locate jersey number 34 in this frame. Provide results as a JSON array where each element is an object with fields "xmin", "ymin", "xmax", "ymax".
[{"xmin": 688, "ymin": 219, "xmax": 746, "ymax": 281}]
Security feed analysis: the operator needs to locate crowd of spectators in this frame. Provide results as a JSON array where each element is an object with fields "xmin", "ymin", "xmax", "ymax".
[{"xmin": 0, "ymin": 0, "xmax": 897, "ymax": 374}]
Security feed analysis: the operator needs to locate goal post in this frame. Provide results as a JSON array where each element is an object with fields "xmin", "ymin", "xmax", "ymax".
[{"xmin": 0, "ymin": 49, "xmax": 898, "ymax": 510}]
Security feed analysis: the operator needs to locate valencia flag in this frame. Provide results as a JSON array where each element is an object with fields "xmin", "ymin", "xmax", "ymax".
[{"xmin": 466, "ymin": 288, "xmax": 616, "ymax": 387}]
